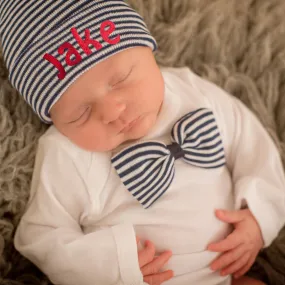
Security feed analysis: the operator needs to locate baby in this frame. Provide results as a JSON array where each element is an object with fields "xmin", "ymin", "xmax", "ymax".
[{"xmin": 1, "ymin": 1, "xmax": 285, "ymax": 285}]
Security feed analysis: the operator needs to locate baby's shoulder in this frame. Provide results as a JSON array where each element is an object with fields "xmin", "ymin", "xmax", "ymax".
[
  {"xmin": 160, "ymin": 66, "xmax": 195, "ymax": 84},
  {"xmin": 38, "ymin": 125, "xmax": 82, "ymax": 161},
  {"xmin": 160, "ymin": 66, "xmax": 209, "ymax": 98}
]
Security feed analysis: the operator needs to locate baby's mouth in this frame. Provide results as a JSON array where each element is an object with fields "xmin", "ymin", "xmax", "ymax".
[{"xmin": 119, "ymin": 116, "xmax": 141, "ymax": 133}]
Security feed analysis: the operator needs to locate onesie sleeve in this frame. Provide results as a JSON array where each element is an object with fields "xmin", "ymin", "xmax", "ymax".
[
  {"xmin": 14, "ymin": 134, "xmax": 143, "ymax": 285},
  {"xmin": 188, "ymin": 69, "xmax": 285, "ymax": 248}
]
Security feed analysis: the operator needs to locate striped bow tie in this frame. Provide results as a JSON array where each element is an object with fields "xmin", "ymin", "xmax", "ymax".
[{"xmin": 111, "ymin": 108, "xmax": 226, "ymax": 209}]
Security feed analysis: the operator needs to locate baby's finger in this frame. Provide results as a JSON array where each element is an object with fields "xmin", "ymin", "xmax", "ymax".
[
  {"xmin": 210, "ymin": 243, "xmax": 247, "ymax": 271},
  {"xmin": 138, "ymin": 240, "xmax": 156, "ymax": 268},
  {"xmin": 208, "ymin": 232, "xmax": 242, "ymax": 252},
  {"xmin": 220, "ymin": 252, "xmax": 251, "ymax": 276},
  {"xmin": 141, "ymin": 251, "xmax": 173, "ymax": 276},
  {"xmin": 215, "ymin": 209, "xmax": 247, "ymax": 224},
  {"xmin": 144, "ymin": 270, "xmax": 174, "ymax": 285},
  {"xmin": 234, "ymin": 253, "xmax": 257, "ymax": 279}
]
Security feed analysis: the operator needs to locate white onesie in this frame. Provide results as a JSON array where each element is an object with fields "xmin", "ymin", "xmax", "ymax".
[{"xmin": 14, "ymin": 67, "xmax": 285, "ymax": 285}]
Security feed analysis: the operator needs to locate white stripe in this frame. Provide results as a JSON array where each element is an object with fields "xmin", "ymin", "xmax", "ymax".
[
  {"xmin": 122, "ymin": 156, "xmax": 163, "ymax": 186},
  {"xmin": 184, "ymin": 141, "xmax": 222, "ymax": 156},
  {"xmin": 0, "ymin": 0, "xmax": 18, "ymax": 24},
  {"xmin": 138, "ymin": 157, "xmax": 174, "ymax": 204},
  {"xmin": 126, "ymin": 156, "xmax": 168, "ymax": 191},
  {"xmin": 184, "ymin": 113, "xmax": 215, "ymax": 137},
  {"xmin": 183, "ymin": 128, "xmax": 220, "ymax": 148},
  {"xmin": 117, "ymin": 153, "xmax": 160, "ymax": 176},
  {"xmin": 4, "ymin": 1, "xmax": 59, "ymax": 67},
  {"xmin": 173, "ymin": 109, "xmax": 212, "ymax": 143},
  {"xmin": 187, "ymin": 120, "xmax": 217, "ymax": 138},
  {"xmin": 185, "ymin": 148, "xmax": 224, "ymax": 162},
  {"xmin": 189, "ymin": 156, "xmax": 226, "ymax": 168},
  {"xmin": 122, "ymin": 160, "xmax": 154, "ymax": 186},
  {"xmin": 143, "ymin": 168, "xmax": 175, "ymax": 208},
  {"xmin": 113, "ymin": 143, "xmax": 165, "ymax": 169}
]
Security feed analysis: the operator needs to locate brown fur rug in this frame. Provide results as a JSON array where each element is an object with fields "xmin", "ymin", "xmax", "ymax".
[{"xmin": 1, "ymin": 0, "xmax": 285, "ymax": 284}]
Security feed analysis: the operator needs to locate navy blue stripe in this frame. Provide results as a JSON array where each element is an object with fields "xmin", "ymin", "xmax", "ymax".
[
  {"xmin": 194, "ymin": 139, "xmax": 222, "ymax": 150},
  {"xmin": 126, "ymin": 161, "xmax": 162, "ymax": 190},
  {"xmin": 189, "ymin": 123, "xmax": 217, "ymax": 139},
  {"xmin": 185, "ymin": 111, "xmax": 214, "ymax": 131},
  {"xmin": 112, "ymin": 141, "xmax": 164, "ymax": 163},
  {"xmin": 0, "ymin": 0, "xmax": 16, "ymax": 21},
  {"xmin": 41, "ymin": 40, "xmax": 156, "ymax": 120},
  {"xmin": 4, "ymin": 1, "xmax": 77, "ymax": 68},
  {"xmin": 174, "ymin": 110, "xmax": 198, "ymax": 144},
  {"xmin": 143, "ymin": 169, "xmax": 175, "ymax": 208},
  {"xmin": 186, "ymin": 116, "xmax": 215, "ymax": 137},
  {"xmin": 115, "ymin": 149, "xmax": 166, "ymax": 173},
  {"xmin": 130, "ymin": 166, "xmax": 161, "ymax": 194},
  {"xmin": 185, "ymin": 126, "xmax": 218, "ymax": 144},
  {"xmin": 175, "ymin": 108, "xmax": 208, "ymax": 144},
  {"xmin": 180, "ymin": 108, "xmax": 205, "ymax": 123},
  {"xmin": 188, "ymin": 132, "xmax": 220, "ymax": 147},
  {"xmin": 1, "ymin": 0, "xmax": 32, "ymax": 53},
  {"xmin": 205, "ymin": 162, "xmax": 226, "ymax": 169},
  {"xmin": 185, "ymin": 154, "xmax": 225, "ymax": 165},
  {"xmin": 184, "ymin": 147, "xmax": 224, "ymax": 157},
  {"xmin": 128, "ymin": 160, "xmax": 165, "ymax": 192},
  {"xmin": 136, "ymin": 156, "xmax": 174, "ymax": 201},
  {"xmin": 49, "ymin": 1, "xmax": 128, "ymax": 34}
]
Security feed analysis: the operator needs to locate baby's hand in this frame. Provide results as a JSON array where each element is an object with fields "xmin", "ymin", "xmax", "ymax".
[
  {"xmin": 137, "ymin": 237, "xmax": 174, "ymax": 285},
  {"xmin": 207, "ymin": 209, "xmax": 264, "ymax": 279}
]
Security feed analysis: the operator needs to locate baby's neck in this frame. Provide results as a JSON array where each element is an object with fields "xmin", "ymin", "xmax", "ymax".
[{"xmin": 111, "ymin": 137, "xmax": 143, "ymax": 155}]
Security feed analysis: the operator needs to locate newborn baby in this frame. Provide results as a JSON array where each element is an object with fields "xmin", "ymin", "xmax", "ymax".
[{"xmin": 1, "ymin": 1, "xmax": 285, "ymax": 285}]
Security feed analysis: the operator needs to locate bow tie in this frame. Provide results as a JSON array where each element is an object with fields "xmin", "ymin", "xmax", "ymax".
[{"xmin": 111, "ymin": 108, "xmax": 226, "ymax": 209}]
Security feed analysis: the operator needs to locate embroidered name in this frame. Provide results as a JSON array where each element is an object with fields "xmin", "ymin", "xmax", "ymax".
[{"xmin": 43, "ymin": 20, "xmax": 121, "ymax": 80}]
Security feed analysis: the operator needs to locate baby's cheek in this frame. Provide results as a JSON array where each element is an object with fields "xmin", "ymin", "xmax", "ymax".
[{"xmin": 68, "ymin": 123, "xmax": 107, "ymax": 151}]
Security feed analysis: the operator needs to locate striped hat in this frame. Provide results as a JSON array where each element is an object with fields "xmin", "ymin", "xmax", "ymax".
[{"xmin": 0, "ymin": 0, "xmax": 157, "ymax": 123}]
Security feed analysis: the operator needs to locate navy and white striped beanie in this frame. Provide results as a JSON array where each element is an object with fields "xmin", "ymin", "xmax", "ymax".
[{"xmin": 0, "ymin": 0, "xmax": 157, "ymax": 124}]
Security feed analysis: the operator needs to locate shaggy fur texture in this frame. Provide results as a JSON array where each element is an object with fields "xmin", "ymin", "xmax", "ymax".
[{"xmin": 1, "ymin": 0, "xmax": 285, "ymax": 284}]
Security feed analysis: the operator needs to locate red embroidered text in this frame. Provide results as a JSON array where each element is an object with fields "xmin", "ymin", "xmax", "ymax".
[{"xmin": 43, "ymin": 20, "xmax": 121, "ymax": 80}]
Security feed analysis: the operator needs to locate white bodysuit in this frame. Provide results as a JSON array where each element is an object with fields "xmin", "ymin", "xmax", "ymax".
[{"xmin": 14, "ymin": 67, "xmax": 285, "ymax": 285}]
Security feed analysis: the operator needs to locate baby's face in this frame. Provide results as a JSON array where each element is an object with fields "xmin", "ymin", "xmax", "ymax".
[{"xmin": 50, "ymin": 47, "xmax": 164, "ymax": 152}]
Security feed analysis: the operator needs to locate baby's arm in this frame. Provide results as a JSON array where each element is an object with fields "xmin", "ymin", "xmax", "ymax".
[
  {"xmin": 184, "ymin": 68, "xmax": 285, "ymax": 247},
  {"xmin": 187, "ymin": 69, "xmax": 285, "ymax": 278},
  {"xmin": 14, "ymin": 137, "xmax": 142, "ymax": 285}
]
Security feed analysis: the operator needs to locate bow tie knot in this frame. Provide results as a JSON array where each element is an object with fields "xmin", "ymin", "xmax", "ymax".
[
  {"xmin": 112, "ymin": 108, "xmax": 226, "ymax": 209},
  {"xmin": 167, "ymin": 143, "xmax": 185, "ymax": 160}
]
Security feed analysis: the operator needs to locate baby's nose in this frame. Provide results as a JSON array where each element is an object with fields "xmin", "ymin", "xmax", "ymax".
[{"xmin": 100, "ymin": 102, "xmax": 126, "ymax": 124}]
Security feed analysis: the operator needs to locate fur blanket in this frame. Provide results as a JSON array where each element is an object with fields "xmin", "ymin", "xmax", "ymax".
[{"xmin": 1, "ymin": 0, "xmax": 285, "ymax": 284}]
